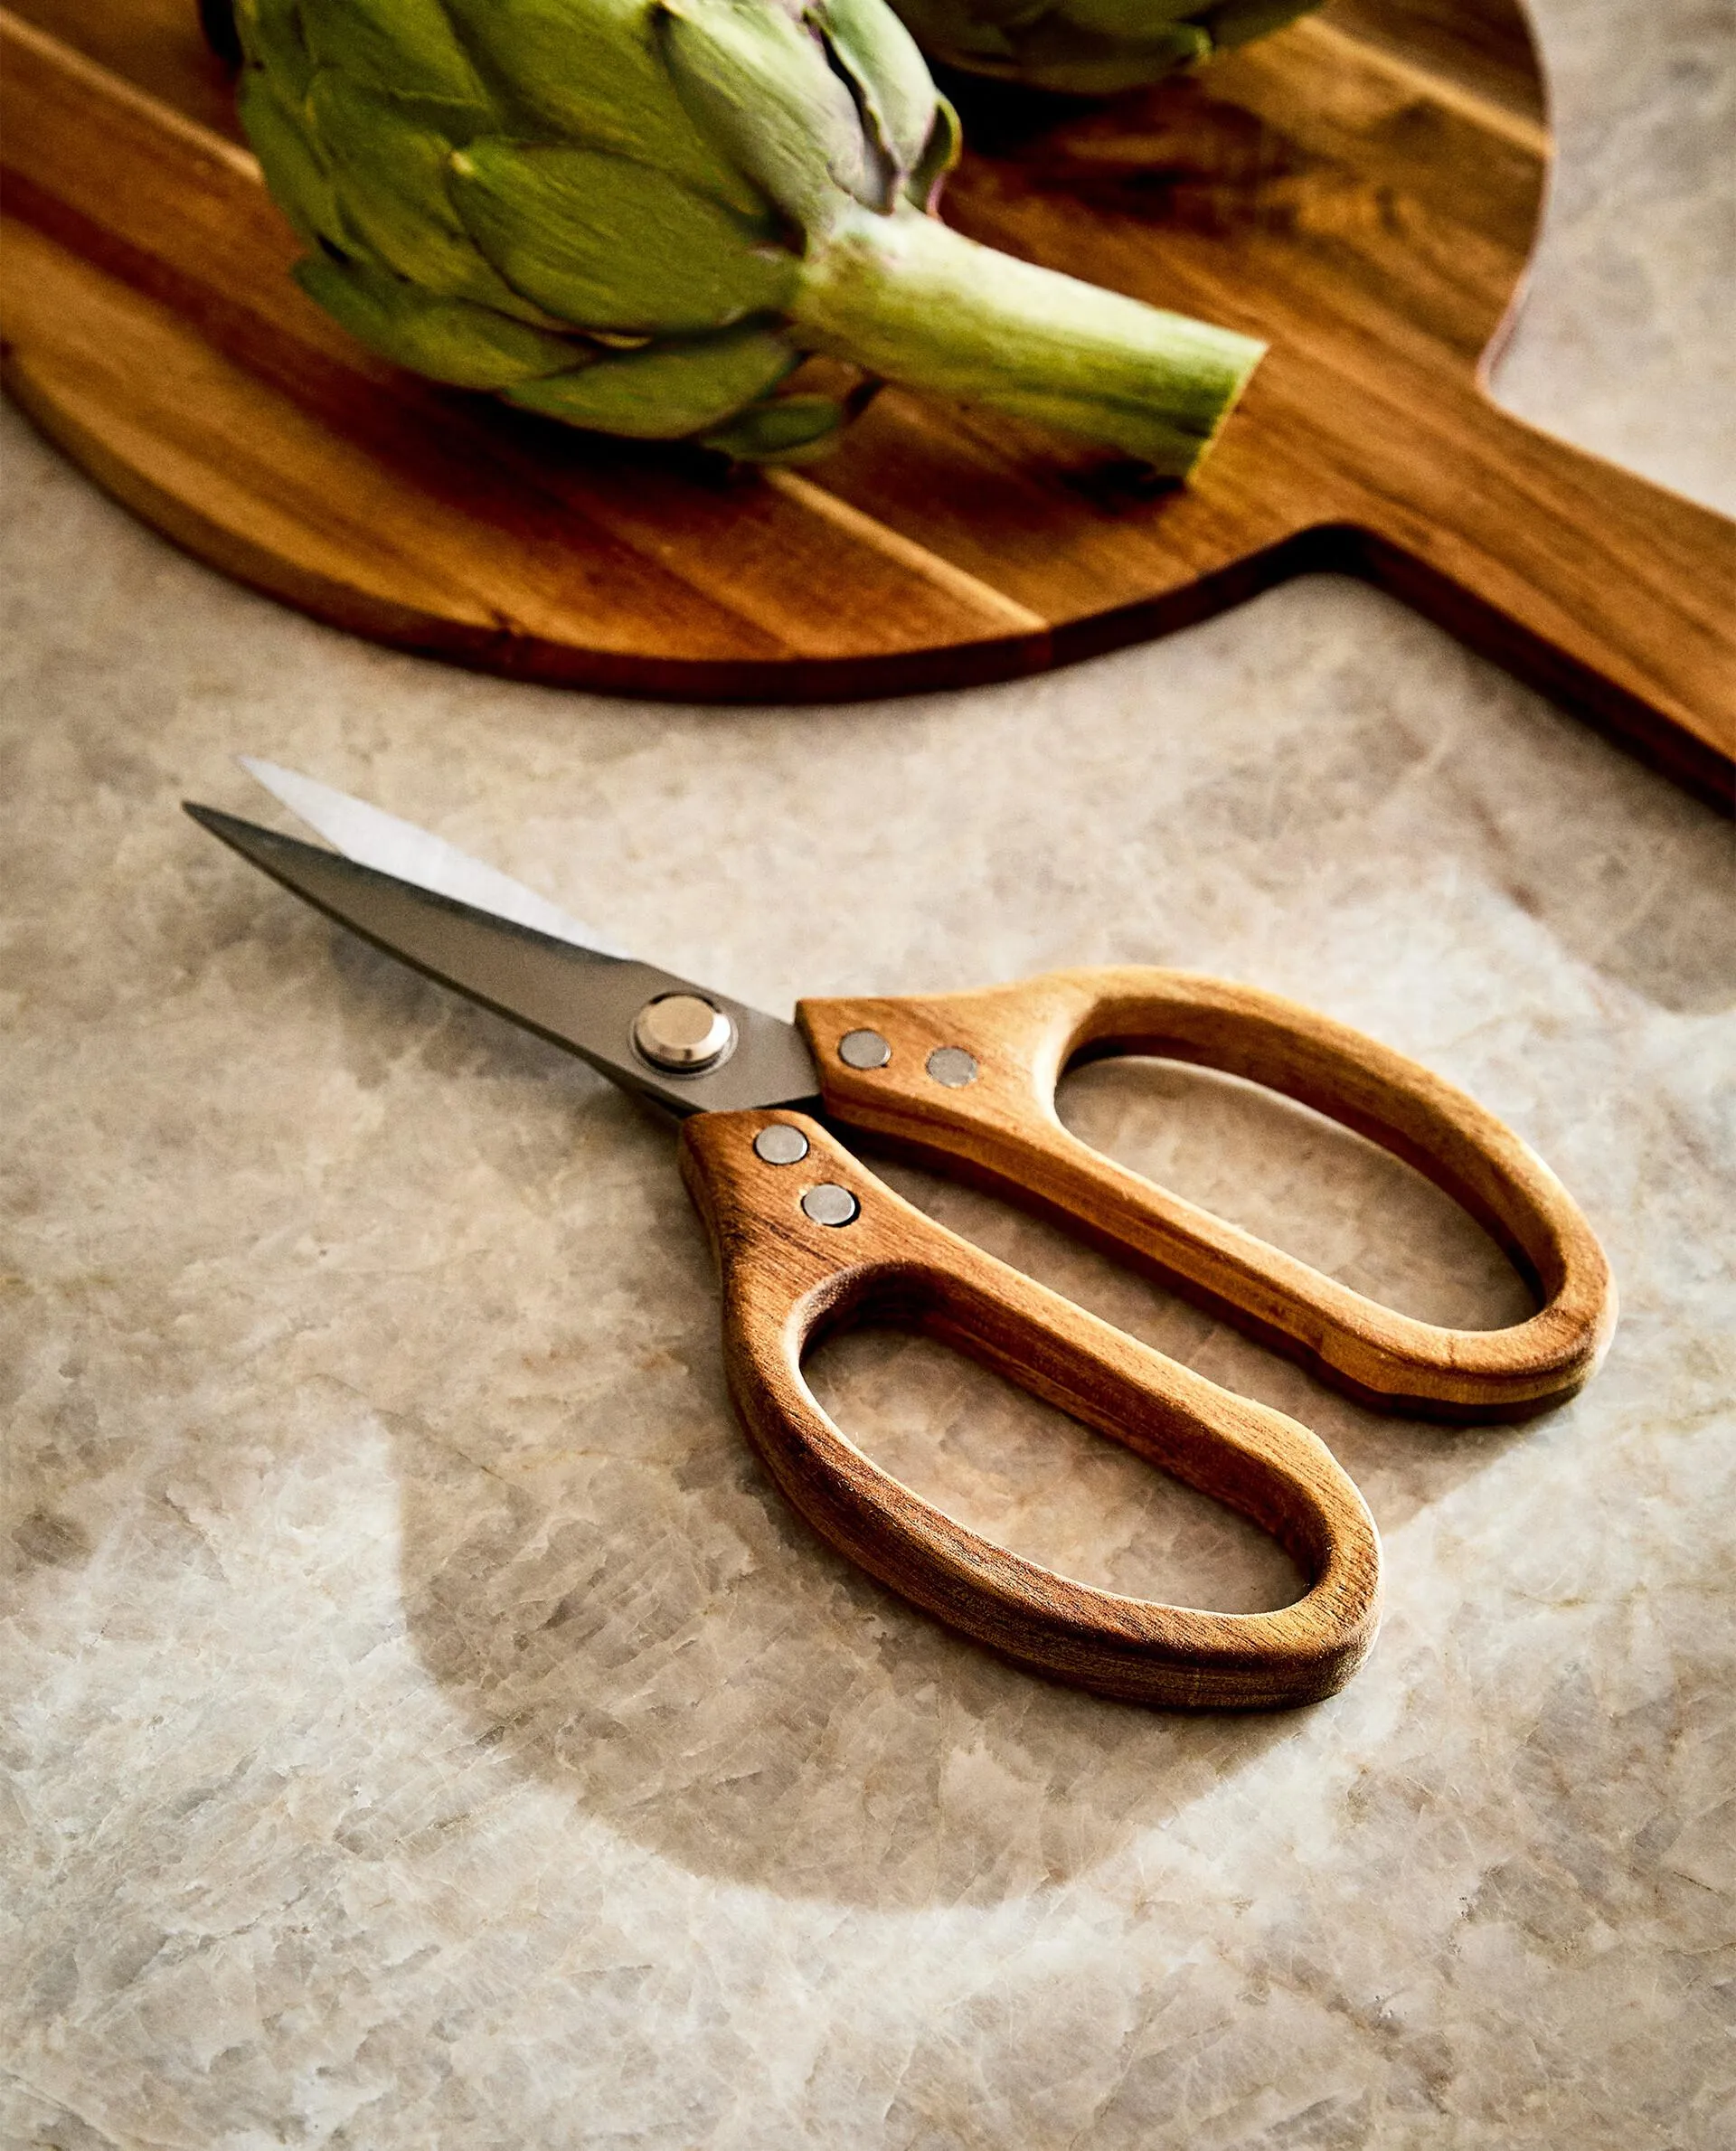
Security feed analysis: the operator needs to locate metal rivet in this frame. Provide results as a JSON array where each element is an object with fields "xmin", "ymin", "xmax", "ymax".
[
  {"xmin": 801, "ymin": 1183, "xmax": 860, "ymax": 1227},
  {"xmin": 752, "ymin": 1124, "xmax": 809, "ymax": 1165},
  {"xmin": 837, "ymin": 1028, "xmax": 892, "ymax": 1071},
  {"xmin": 632, "ymin": 993, "xmax": 736, "ymax": 1073},
  {"xmin": 925, "ymin": 1046, "xmax": 978, "ymax": 1089}
]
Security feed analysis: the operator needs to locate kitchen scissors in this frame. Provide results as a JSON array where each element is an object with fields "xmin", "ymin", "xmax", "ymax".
[{"xmin": 187, "ymin": 764, "xmax": 1615, "ymax": 1711}]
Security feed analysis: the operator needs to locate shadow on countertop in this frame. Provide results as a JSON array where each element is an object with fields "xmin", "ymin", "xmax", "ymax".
[{"xmin": 379, "ymin": 1042, "xmax": 1542, "ymax": 1913}]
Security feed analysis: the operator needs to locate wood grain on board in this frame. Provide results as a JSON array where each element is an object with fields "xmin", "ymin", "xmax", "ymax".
[
  {"xmin": 1, "ymin": 0, "xmax": 1731, "ymax": 802},
  {"xmin": 679, "ymin": 1105, "xmax": 1383, "ymax": 1708}
]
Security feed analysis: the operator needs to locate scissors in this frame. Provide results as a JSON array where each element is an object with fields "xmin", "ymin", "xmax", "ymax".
[{"xmin": 186, "ymin": 764, "xmax": 1616, "ymax": 1711}]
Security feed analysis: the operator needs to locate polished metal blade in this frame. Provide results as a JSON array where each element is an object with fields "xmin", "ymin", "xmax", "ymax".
[
  {"xmin": 239, "ymin": 757, "xmax": 628, "ymax": 956},
  {"xmin": 185, "ymin": 805, "xmax": 821, "ymax": 1118}
]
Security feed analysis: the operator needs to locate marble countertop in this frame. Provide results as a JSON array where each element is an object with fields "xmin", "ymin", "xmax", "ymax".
[{"xmin": 4, "ymin": 1, "xmax": 1732, "ymax": 2144}]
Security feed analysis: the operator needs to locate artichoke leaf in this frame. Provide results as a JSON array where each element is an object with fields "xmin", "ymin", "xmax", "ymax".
[
  {"xmin": 1003, "ymin": 20, "xmax": 1210, "ymax": 91},
  {"xmin": 807, "ymin": 0, "xmax": 938, "ymax": 191},
  {"xmin": 297, "ymin": 0, "xmax": 495, "ymax": 111},
  {"xmin": 307, "ymin": 73, "xmax": 554, "ymax": 320},
  {"xmin": 1200, "ymin": 0, "xmax": 1324, "ymax": 48},
  {"xmin": 885, "ymin": 0, "xmax": 1321, "ymax": 88},
  {"xmin": 918, "ymin": 15, "xmax": 1020, "ymax": 61},
  {"xmin": 888, "ymin": 0, "xmax": 1048, "ymax": 46},
  {"xmin": 437, "ymin": 0, "xmax": 763, "ymax": 215},
  {"xmin": 701, "ymin": 391, "xmax": 851, "ymax": 461},
  {"xmin": 1054, "ymin": 0, "xmax": 1203, "ymax": 38},
  {"xmin": 503, "ymin": 321, "xmax": 799, "ymax": 435},
  {"xmin": 294, "ymin": 253, "xmax": 591, "ymax": 386},
  {"xmin": 234, "ymin": 0, "xmax": 316, "ymax": 101},
  {"xmin": 656, "ymin": 0, "xmax": 875, "ymax": 228},
  {"xmin": 904, "ymin": 90, "xmax": 960, "ymax": 211},
  {"xmin": 448, "ymin": 138, "xmax": 799, "ymax": 334},
  {"xmin": 237, "ymin": 71, "xmax": 341, "ymax": 247}
]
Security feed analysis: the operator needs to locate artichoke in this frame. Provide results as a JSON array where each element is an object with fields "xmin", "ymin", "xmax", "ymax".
[
  {"xmin": 890, "ymin": 0, "xmax": 1324, "ymax": 97},
  {"xmin": 223, "ymin": 0, "xmax": 1263, "ymax": 470}
]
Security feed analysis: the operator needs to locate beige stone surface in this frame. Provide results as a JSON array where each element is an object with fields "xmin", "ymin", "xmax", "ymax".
[{"xmin": 3, "ymin": 3, "xmax": 1733, "ymax": 2144}]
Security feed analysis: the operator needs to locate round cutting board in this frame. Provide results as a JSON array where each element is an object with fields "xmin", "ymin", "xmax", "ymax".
[{"xmin": 0, "ymin": 0, "xmax": 1731, "ymax": 802}]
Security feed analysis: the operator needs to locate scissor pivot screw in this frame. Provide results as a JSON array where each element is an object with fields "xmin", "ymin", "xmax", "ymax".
[
  {"xmin": 633, "ymin": 993, "xmax": 735, "ymax": 1072},
  {"xmin": 837, "ymin": 1028, "xmax": 892, "ymax": 1070},
  {"xmin": 801, "ymin": 1184, "xmax": 860, "ymax": 1228},
  {"xmin": 926, "ymin": 1047, "xmax": 978, "ymax": 1088},
  {"xmin": 753, "ymin": 1124, "xmax": 809, "ymax": 1165}
]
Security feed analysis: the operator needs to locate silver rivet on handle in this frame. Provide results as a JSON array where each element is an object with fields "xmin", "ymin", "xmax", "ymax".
[
  {"xmin": 801, "ymin": 1184, "xmax": 860, "ymax": 1227},
  {"xmin": 925, "ymin": 1046, "xmax": 978, "ymax": 1088},
  {"xmin": 753, "ymin": 1124, "xmax": 809, "ymax": 1165},
  {"xmin": 837, "ymin": 1028, "xmax": 892, "ymax": 1070}
]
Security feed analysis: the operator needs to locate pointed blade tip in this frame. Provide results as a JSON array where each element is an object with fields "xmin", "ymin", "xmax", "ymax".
[{"xmin": 184, "ymin": 798, "xmax": 275, "ymax": 845}]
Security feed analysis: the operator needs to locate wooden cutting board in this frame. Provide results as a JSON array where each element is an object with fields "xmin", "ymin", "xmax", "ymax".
[{"xmin": 2, "ymin": 0, "xmax": 1731, "ymax": 804}]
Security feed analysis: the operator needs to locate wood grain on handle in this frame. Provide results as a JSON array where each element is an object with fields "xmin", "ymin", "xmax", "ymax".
[
  {"xmin": 800, "ymin": 969, "xmax": 1616, "ymax": 1420},
  {"xmin": 679, "ymin": 1109, "xmax": 1382, "ymax": 1709}
]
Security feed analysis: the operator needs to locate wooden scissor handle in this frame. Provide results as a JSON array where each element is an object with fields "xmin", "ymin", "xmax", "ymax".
[
  {"xmin": 679, "ymin": 1109, "xmax": 1381, "ymax": 1710},
  {"xmin": 799, "ymin": 968, "xmax": 1616, "ymax": 1420}
]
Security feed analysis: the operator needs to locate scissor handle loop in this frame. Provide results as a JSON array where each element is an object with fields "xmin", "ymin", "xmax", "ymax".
[
  {"xmin": 799, "ymin": 968, "xmax": 1616, "ymax": 1420},
  {"xmin": 680, "ymin": 1109, "xmax": 1381, "ymax": 1710}
]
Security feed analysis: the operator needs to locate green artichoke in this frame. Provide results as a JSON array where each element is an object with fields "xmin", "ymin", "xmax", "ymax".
[
  {"xmin": 891, "ymin": 0, "xmax": 1324, "ymax": 97},
  {"xmin": 225, "ymin": 0, "xmax": 1262, "ymax": 470}
]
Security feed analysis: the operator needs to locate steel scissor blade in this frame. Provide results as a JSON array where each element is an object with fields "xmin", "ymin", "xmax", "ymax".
[
  {"xmin": 237, "ymin": 758, "xmax": 629, "ymax": 956},
  {"xmin": 185, "ymin": 805, "xmax": 822, "ymax": 1118}
]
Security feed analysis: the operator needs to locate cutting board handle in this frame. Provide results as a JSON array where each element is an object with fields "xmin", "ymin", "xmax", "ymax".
[{"xmin": 1347, "ymin": 388, "xmax": 1736, "ymax": 806}]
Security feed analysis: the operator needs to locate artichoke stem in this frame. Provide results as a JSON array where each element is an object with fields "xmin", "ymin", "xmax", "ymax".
[{"xmin": 791, "ymin": 204, "xmax": 1263, "ymax": 474}]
